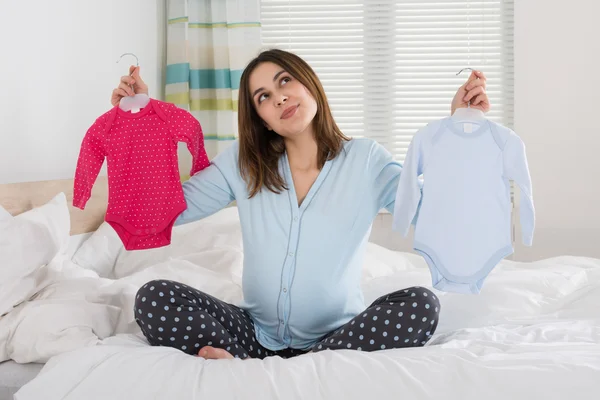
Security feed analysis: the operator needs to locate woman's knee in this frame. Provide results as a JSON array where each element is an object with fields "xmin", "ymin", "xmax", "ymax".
[
  {"xmin": 382, "ymin": 286, "xmax": 440, "ymax": 308},
  {"xmin": 134, "ymin": 279, "xmax": 173, "ymax": 310},
  {"xmin": 418, "ymin": 287, "xmax": 440, "ymax": 309},
  {"xmin": 381, "ymin": 286, "xmax": 441, "ymax": 327}
]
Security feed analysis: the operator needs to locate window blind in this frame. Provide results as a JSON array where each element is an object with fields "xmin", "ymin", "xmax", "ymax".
[{"xmin": 260, "ymin": 0, "xmax": 514, "ymax": 163}]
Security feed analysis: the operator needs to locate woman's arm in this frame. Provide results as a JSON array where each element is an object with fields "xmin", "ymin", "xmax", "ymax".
[
  {"xmin": 370, "ymin": 142, "xmax": 418, "ymax": 216},
  {"xmin": 175, "ymin": 165, "xmax": 236, "ymax": 226},
  {"xmin": 175, "ymin": 144, "xmax": 239, "ymax": 226}
]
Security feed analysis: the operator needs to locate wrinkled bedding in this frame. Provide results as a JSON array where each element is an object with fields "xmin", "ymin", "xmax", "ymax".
[{"xmin": 1, "ymin": 208, "xmax": 597, "ymax": 399}]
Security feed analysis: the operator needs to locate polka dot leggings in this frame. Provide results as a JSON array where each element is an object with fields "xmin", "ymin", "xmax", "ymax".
[{"xmin": 134, "ymin": 279, "xmax": 440, "ymax": 359}]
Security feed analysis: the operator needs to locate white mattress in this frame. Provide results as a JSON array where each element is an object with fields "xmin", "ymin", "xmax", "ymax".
[{"xmin": 2, "ymin": 208, "xmax": 599, "ymax": 399}]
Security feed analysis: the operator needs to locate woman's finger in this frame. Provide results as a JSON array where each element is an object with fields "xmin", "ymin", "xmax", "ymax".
[
  {"xmin": 465, "ymin": 77, "xmax": 486, "ymax": 92},
  {"xmin": 130, "ymin": 66, "xmax": 141, "ymax": 81},
  {"xmin": 467, "ymin": 70, "xmax": 478, "ymax": 82},
  {"xmin": 120, "ymin": 75, "xmax": 135, "ymax": 86},
  {"xmin": 474, "ymin": 70, "xmax": 487, "ymax": 81},
  {"xmin": 111, "ymin": 88, "xmax": 130, "ymax": 106},
  {"xmin": 467, "ymin": 70, "xmax": 487, "ymax": 83},
  {"xmin": 464, "ymin": 85, "xmax": 485, "ymax": 102},
  {"xmin": 120, "ymin": 84, "xmax": 134, "ymax": 97},
  {"xmin": 471, "ymin": 93, "xmax": 490, "ymax": 111},
  {"xmin": 111, "ymin": 89, "xmax": 120, "ymax": 106},
  {"xmin": 118, "ymin": 82, "xmax": 135, "ymax": 97},
  {"xmin": 115, "ymin": 88, "xmax": 130, "ymax": 99}
]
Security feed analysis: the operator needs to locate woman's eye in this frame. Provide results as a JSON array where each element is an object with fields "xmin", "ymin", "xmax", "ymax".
[{"xmin": 257, "ymin": 77, "xmax": 290, "ymax": 104}]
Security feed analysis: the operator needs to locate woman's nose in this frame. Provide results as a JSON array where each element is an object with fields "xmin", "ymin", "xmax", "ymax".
[{"xmin": 275, "ymin": 95, "xmax": 287, "ymax": 106}]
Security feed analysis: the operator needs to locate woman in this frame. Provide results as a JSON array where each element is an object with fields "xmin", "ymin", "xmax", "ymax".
[{"xmin": 112, "ymin": 49, "xmax": 489, "ymax": 360}]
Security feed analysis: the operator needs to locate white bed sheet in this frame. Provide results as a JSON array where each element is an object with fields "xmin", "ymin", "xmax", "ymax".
[{"xmin": 2, "ymin": 208, "xmax": 599, "ymax": 399}]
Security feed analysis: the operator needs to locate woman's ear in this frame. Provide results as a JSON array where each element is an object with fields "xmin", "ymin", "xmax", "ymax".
[{"xmin": 264, "ymin": 123, "xmax": 272, "ymax": 131}]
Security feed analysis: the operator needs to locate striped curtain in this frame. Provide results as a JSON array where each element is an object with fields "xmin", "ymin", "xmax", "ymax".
[{"xmin": 166, "ymin": 0, "xmax": 261, "ymax": 158}]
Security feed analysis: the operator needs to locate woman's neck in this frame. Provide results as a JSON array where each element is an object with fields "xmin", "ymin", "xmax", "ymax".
[{"xmin": 284, "ymin": 133, "xmax": 319, "ymax": 171}]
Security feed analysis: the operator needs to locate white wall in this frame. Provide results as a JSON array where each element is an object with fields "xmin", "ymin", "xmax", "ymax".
[
  {"xmin": 512, "ymin": 0, "xmax": 600, "ymax": 260},
  {"xmin": 0, "ymin": 0, "xmax": 166, "ymax": 184}
]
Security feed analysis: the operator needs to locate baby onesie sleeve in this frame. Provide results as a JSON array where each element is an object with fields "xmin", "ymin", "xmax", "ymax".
[
  {"xmin": 503, "ymin": 133, "xmax": 535, "ymax": 246},
  {"xmin": 175, "ymin": 141, "xmax": 239, "ymax": 226},
  {"xmin": 169, "ymin": 106, "xmax": 210, "ymax": 175},
  {"xmin": 73, "ymin": 116, "xmax": 107, "ymax": 209},
  {"xmin": 392, "ymin": 131, "xmax": 426, "ymax": 236}
]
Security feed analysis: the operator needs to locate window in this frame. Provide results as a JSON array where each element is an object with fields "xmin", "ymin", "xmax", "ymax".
[{"xmin": 260, "ymin": 0, "xmax": 514, "ymax": 162}]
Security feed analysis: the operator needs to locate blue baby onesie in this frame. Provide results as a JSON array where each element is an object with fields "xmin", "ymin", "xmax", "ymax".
[{"xmin": 392, "ymin": 117, "xmax": 535, "ymax": 294}]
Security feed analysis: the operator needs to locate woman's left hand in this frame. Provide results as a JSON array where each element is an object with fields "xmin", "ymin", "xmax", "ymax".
[{"xmin": 451, "ymin": 70, "xmax": 490, "ymax": 115}]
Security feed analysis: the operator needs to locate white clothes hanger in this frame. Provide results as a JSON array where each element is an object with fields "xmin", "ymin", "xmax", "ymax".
[
  {"xmin": 451, "ymin": 67, "xmax": 485, "ymax": 133},
  {"xmin": 116, "ymin": 52, "xmax": 150, "ymax": 113}
]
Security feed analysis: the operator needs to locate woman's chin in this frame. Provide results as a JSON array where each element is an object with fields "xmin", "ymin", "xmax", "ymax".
[{"xmin": 278, "ymin": 124, "xmax": 314, "ymax": 140}]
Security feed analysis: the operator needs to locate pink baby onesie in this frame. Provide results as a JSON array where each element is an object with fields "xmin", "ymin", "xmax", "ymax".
[{"xmin": 73, "ymin": 99, "xmax": 210, "ymax": 250}]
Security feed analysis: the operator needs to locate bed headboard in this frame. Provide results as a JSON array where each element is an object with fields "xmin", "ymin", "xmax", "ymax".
[{"xmin": 0, "ymin": 177, "xmax": 108, "ymax": 235}]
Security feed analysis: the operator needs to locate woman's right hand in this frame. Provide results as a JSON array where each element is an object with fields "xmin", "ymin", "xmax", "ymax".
[{"xmin": 111, "ymin": 65, "xmax": 149, "ymax": 107}]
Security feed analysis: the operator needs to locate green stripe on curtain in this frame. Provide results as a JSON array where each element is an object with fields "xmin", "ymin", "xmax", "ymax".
[
  {"xmin": 189, "ymin": 22, "xmax": 261, "ymax": 28},
  {"xmin": 166, "ymin": 64, "xmax": 242, "ymax": 90},
  {"xmin": 165, "ymin": 93, "xmax": 239, "ymax": 111},
  {"xmin": 165, "ymin": 92, "xmax": 190, "ymax": 105},
  {"xmin": 167, "ymin": 18, "xmax": 260, "ymax": 28},
  {"xmin": 190, "ymin": 99, "xmax": 238, "ymax": 111},
  {"xmin": 168, "ymin": 16, "xmax": 188, "ymax": 24},
  {"xmin": 203, "ymin": 134, "xmax": 237, "ymax": 140}
]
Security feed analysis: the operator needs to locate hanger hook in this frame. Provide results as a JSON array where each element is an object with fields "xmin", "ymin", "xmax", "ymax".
[
  {"xmin": 456, "ymin": 67, "xmax": 474, "ymax": 76},
  {"xmin": 116, "ymin": 52, "xmax": 139, "ymax": 66}
]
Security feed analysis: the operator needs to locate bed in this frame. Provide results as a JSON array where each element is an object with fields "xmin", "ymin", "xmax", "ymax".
[{"xmin": 1, "ymin": 178, "xmax": 599, "ymax": 400}]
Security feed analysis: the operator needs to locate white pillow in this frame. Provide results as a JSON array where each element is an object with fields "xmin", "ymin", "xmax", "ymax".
[
  {"xmin": 113, "ymin": 206, "xmax": 242, "ymax": 278},
  {"xmin": 71, "ymin": 221, "xmax": 123, "ymax": 278},
  {"xmin": 0, "ymin": 192, "xmax": 70, "ymax": 317},
  {"xmin": 72, "ymin": 206, "xmax": 243, "ymax": 279}
]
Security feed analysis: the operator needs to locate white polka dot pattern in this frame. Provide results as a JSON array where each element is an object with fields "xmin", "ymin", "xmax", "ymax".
[{"xmin": 73, "ymin": 99, "xmax": 210, "ymax": 250}]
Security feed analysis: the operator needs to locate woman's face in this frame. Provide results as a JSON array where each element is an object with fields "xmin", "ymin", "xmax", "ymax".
[{"xmin": 248, "ymin": 62, "xmax": 318, "ymax": 139}]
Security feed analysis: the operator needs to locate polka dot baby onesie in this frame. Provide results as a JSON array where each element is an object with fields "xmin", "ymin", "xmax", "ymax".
[{"xmin": 73, "ymin": 99, "xmax": 210, "ymax": 250}]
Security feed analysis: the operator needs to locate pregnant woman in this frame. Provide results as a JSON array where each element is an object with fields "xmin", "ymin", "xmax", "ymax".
[{"xmin": 110, "ymin": 49, "xmax": 489, "ymax": 360}]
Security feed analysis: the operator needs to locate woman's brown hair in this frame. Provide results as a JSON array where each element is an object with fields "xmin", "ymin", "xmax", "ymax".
[{"xmin": 237, "ymin": 49, "xmax": 350, "ymax": 198}]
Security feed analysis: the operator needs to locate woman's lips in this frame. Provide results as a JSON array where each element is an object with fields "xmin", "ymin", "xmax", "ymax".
[{"xmin": 281, "ymin": 104, "xmax": 299, "ymax": 119}]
